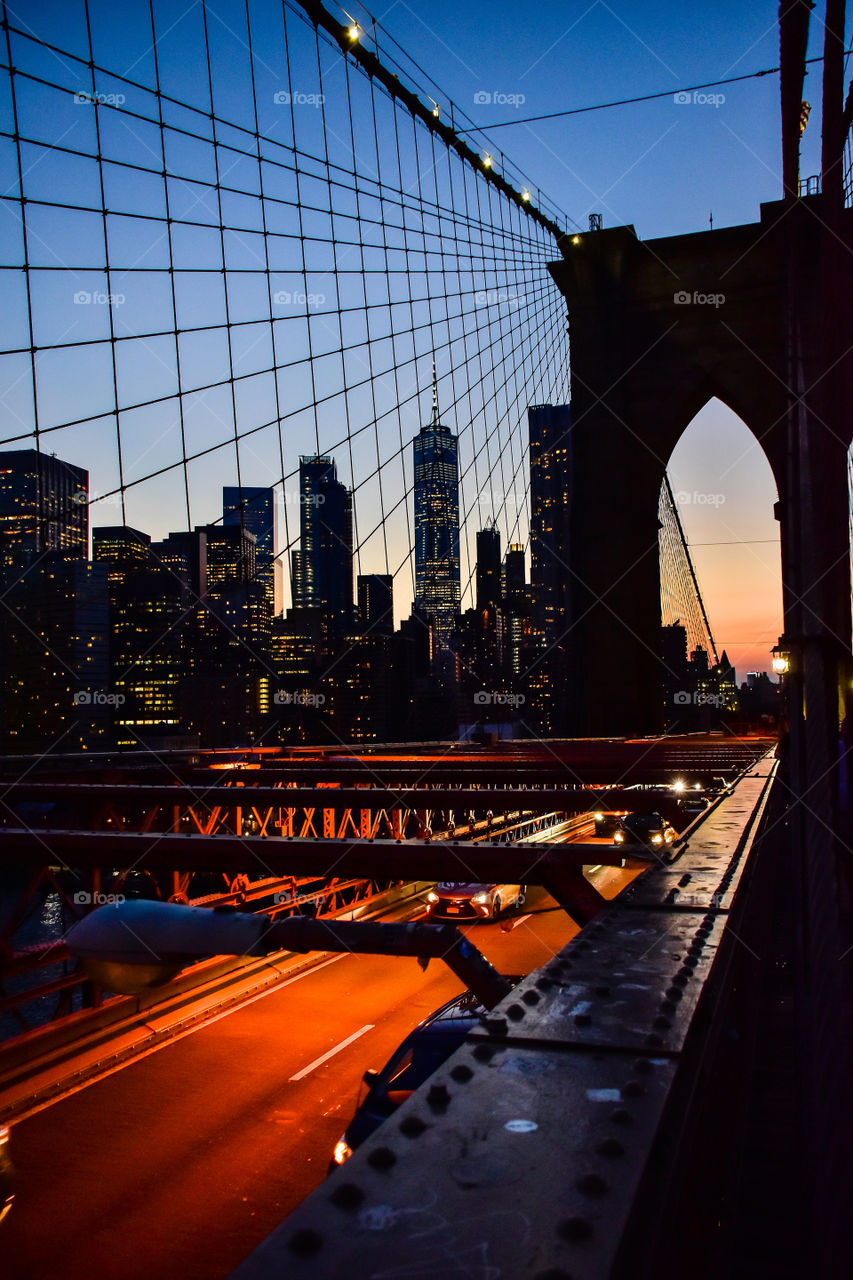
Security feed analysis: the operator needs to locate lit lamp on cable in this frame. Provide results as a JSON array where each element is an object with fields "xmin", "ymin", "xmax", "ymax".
[{"xmin": 772, "ymin": 640, "xmax": 791, "ymax": 677}]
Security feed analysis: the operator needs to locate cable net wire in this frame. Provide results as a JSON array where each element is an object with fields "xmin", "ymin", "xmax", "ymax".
[
  {"xmin": 659, "ymin": 472, "xmax": 718, "ymax": 663},
  {"xmin": 0, "ymin": 0, "xmax": 571, "ymax": 620}
]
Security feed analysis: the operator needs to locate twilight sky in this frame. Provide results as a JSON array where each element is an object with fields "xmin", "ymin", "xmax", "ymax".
[{"xmin": 2, "ymin": 0, "xmax": 844, "ymax": 680}]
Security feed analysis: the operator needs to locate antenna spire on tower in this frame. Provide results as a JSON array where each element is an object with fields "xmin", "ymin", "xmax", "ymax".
[{"xmin": 431, "ymin": 355, "xmax": 439, "ymax": 425}]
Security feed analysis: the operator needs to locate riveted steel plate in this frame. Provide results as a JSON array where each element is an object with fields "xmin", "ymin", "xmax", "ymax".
[
  {"xmin": 468, "ymin": 907, "xmax": 727, "ymax": 1054},
  {"xmin": 229, "ymin": 1041, "xmax": 678, "ymax": 1280},
  {"xmin": 615, "ymin": 866, "xmax": 742, "ymax": 911}
]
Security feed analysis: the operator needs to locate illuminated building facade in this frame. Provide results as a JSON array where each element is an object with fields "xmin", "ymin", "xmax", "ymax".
[
  {"xmin": 291, "ymin": 456, "xmax": 353, "ymax": 631},
  {"xmin": 0, "ymin": 448, "xmax": 88, "ymax": 576},
  {"xmin": 223, "ymin": 486, "xmax": 281, "ymax": 616},
  {"xmin": 413, "ymin": 414, "xmax": 460, "ymax": 650}
]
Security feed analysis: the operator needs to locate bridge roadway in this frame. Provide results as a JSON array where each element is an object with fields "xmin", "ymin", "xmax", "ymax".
[{"xmin": 2, "ymin": 863, "xmax": 637, "ymax": 1280}]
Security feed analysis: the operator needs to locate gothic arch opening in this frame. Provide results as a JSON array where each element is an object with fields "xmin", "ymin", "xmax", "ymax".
[{"xmin": 660, "ymin": 398, "xmax": 783, "ymax": 730}]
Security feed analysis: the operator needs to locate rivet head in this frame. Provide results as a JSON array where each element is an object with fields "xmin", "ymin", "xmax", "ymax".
[
  {"xmin": 473, "ymin": 1044, "xmax": 495, "ymax": 1061},
  {"xmin": 399, "ymin": 1115, "xmax": 427, "ymax": 1137},
  {"xmin": 622, "ymin": 1079, "xmax": 645, "ymax": 1098},
  {"xmin": 484, "ymin": 1016, "xmax": 508, "ymax": 1036},
  {"xmin": 610, "ymin": 1108, "xmax": 634, "ymax": 1125},
  {"xmin": 522, "ymin": 989, "xmax": 540, "ymax": 1005},
  {"xmin": 289, "ymin": 1229, "xmax": 323, "ymax": 1256},
  {"xmin": 427, "ymin": 1082, "xmax": 450, "ymax": 1106},
  {"xmin": 450, "ymin": 1064, "xmax": 473, "ymax": 1082},
  {"xmin": 367, "ymin": 1146, "xmax": 397, "ymax": 1170},
  {"xmin": 506, "ymin": 1003, "xmax": 525, "ymax": 1021},
  {"xmin": 330, "ymin": 1182, "xmax": 365, "ymax": 1209}
]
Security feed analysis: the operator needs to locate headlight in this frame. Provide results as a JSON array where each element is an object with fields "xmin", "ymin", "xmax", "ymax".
[
  {"xmin": 427, "ymin": 892, "xmax": 439, "ymax": 903},
  {"xmin": 652, "ymin": 834, "xmax": 663, "ymax": 844},
  {"xmin": 472, "ymin": 893, "xmax": 488, "ymax": 904},
  {"xmin": 332, "ymin": 1138, "xmax": 352, "ymax": 1165},
  {"xmin": 594, "ymin": 812, "xmax": 604, "ymax": 821},
  {"xmin": 614, "ymin": 832, "xmax": 624, "ymax": 843}
]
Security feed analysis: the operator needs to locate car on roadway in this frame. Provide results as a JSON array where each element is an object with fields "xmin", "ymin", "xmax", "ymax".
[
  {"xmin": 332, "ymin": 983, "xmax": 515, "ymax": 1168},
  {"xmin": 613, "ymin": 812, "xmax": 677, "ymax": 853},
  {"xmin": 592, "ymin": 810, "xmax": 628, "ymax": 838},
  {"xmin": 425, "ymin": 882, "xmax": 524, "ymax": 920}
]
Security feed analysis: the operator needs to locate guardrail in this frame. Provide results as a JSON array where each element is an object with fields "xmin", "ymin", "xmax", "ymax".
[{"xmin": 229, "ymin": 754, "xmax": 777, "ymax": 1280}]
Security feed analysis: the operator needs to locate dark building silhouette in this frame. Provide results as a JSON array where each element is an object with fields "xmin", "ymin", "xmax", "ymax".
[
  {"xmin": 357, "ymin": 573, "xmax": 394, "ymax": 636},
  {"xmin": 528, "ymin": 404, "xmax": 572, "ymax": 639},
  {"xmin": 291, "ymin": 456, "xmax": 353, "ymax": 631},
  {"xmin": 413, "ymin": 395, "xmax": 460, "ymax": 650},
  {"xmin": 223, "ymin": 486, "xmax": 280, "ymax": 616}
]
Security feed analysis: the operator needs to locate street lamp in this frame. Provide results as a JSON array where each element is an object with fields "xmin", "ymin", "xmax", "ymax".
[
  {"xmin": 772, "ymin": 640, "xmax": 791, "ymax": 676},
  {"xmin": 66, "ymin": 899, "xmax": 511, "ymax": 1009}
]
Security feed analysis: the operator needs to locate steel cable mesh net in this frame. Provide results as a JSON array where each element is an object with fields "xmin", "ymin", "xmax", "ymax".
[{"xmin": 0, "ymin": 0, "xmax": 572, "ymax": 617}]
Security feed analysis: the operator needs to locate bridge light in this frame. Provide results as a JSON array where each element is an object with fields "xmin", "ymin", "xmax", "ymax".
[
  {"xmin": 772, "ymin": 639, "xmax": 791, "ymax": 675},
  {"xmin": 672, "ymin": 779, "xmax": 685, "ymax": 792},
  {"xmin": 521, "ymin": 189, "xmax": 530, "ymax": 201},
  {"xmin": 482, "ymin": 153, "xmax": 492, "ymax": 168},
  {"xmin": 571, "ymin": 234, "xmax": 581, "ymax": 245},
  {"xmin": 347, "ymin": 24, "xmax": 360, "ymax": 41}
]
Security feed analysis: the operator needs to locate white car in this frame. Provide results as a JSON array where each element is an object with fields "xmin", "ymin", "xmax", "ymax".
[{"xmin": 426, "ymin": 882, "xmax": 525, "ymax": 920}]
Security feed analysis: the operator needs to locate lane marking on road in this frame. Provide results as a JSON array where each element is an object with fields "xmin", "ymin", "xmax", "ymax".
[
  {"xmin": 7, "ymin": 953, "xmax": 348, "ymax": 1126},
  {"xmin": 290, "ymin": 1024, "xmax": 375, "ymax": 1082}
]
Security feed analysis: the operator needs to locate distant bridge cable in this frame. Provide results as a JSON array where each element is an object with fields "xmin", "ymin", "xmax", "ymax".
[{"xmin": 464, "ymin": 47, "xmax": 853, "ymax": 131}]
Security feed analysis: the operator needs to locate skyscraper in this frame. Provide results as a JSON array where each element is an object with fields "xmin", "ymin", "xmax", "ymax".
[
  {"xmin": 357, "ymin": 573, "xmax": 394, "ymax": 636},
  {"xmin": 223, "ymin": 486, "xmax": 281, "ymax": 615},
  {"xmin": 413, "ymin": 382, "xmax": 460, "ymax": 650},
  {"xmin": 291, "ymin": 456, "xmax": 353, "ymax": 630},
  {"xmin": 528, "ymin": 404, "xmax": 572, "ymax": 639},
  {"xmin": 0, "ymin": 448, "xmax": 88, "ymax": 577},
  {"xmin": 476, "ymin": 524, "xmax": 502, "ymax": 614}
]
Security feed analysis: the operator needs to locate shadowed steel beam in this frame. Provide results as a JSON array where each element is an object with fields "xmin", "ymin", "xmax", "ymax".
[{"xmin": 1, "ymin": 782, "xmax": 694, "ymax": 810}]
